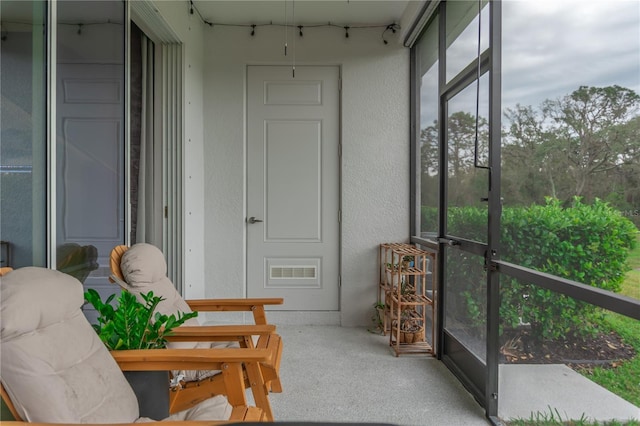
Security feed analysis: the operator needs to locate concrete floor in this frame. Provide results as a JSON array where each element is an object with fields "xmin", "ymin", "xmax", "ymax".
[
  {"xmin": 267, "ymin": 325, "xmax": 488, "ymax": 426},
  {"xmin": 266, "ymin": 326, "xmax": 640, "ymax": 425}
]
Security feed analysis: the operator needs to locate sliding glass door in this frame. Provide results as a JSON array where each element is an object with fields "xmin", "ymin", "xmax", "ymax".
[
  {"xmin": 413, "ymin": 0, "xmax": 501, "ymax": 415},
  {"xmin": 1, "ymin": 1, "xmax": 182, "ymax": 301},
  {"xmin": 440, "ymin": 0, "xmax": 495, "ymax": 405},
  {"xmin": 1, "ymin": 1, "xmax": 126, "ymax": 314},
  {"xmin": 0, "ymin": 1, "xmax": 47, "ymax": 269}
]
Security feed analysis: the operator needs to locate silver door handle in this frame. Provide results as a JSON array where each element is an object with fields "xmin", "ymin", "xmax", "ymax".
[{"xmin": 248, "ymin": 216, "xmax": 263, "ymax": 224}]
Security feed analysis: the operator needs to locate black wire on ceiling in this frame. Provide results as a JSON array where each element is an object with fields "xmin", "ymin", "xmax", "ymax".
[{"xmin": 188, "ymin": 0, "xmax": 400, "ymax": 44}]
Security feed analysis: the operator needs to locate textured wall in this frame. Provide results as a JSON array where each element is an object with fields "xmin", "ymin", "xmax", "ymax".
[
  {"xmin": 201, "ymin": 24, "xmax": 410, "ymax": 326},
  {"xmin": 340, "ymin": 51, "xmax": 412, "ymax": 326}
]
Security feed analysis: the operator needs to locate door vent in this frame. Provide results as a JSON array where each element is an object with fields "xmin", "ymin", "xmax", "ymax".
[{"xmin": 270, "ymin": 266, "xmax": 317, "ymax": 279}]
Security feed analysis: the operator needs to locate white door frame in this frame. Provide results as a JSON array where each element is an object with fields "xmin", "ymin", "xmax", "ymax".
[{"xmin": 130, "ymin": 1, "xmax": 184, "ymax": 292}]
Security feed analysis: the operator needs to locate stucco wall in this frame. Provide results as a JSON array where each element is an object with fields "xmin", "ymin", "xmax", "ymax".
[{"xmin": 202, "ymin": 25, "xmax": 410, "ymax": 326}]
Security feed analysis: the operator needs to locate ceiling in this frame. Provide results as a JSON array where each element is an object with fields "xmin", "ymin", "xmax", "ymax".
[
  {"xmin": 191, "ymin": 0, "xmax": 410, "ymax": 27},
  {"xmin": 1, "ymin": 1, "xmax": 412, "ymax": 34}
]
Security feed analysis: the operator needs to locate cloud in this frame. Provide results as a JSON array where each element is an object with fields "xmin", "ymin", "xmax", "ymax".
[
  {"xmin": 418, "ymin": 0, "xmax": 640, "ymax": 126},
  {"xmin": 501, "ymin": 0, "xmax": 640, "ymax": 110}
]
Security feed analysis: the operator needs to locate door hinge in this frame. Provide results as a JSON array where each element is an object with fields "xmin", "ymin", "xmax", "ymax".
[
  {"xmin": 339, "ymin": 78, "xmax": 342, "ymax": 92},
  {"xmin": 338, "ymin": 209, "xmax": 342, "ymax": 223},
  {"xmin": 164, "ymin": 206, "xmax": 168, "ymax": 218},
  {"xmin": 338, "ymin": 275, "xmax": 342, "ymax": 287}
]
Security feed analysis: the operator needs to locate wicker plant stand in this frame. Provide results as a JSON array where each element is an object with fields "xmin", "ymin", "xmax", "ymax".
[{"xmin": 379, "ymin": 243, "xmax": 436, "ymax": 356}]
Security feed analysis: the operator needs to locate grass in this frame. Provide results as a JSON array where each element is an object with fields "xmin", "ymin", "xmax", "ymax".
[
  {"xmin": 506, "ymin": 234, "xmax": 640, "ymax": 425},
  {"xmin": 627, "ymin": 234, "xmax": 640, "ymax": 269},
  {"xmin": 579, "ymin": 233, "xmax": 640, "ymax": 407},
  {"xmin": 505, "ymin": 406, "xmax": 640, "ymax": 425},
  {"xmin": 622, "ymin": 233, "xmax": 640, "ymax": 299},
  {"xmin": 584, "ymin": 310, "xmax": 640, "ymax": 407},
  {"xmin": 620, "ymin": 268, "xmax": 640, "ymax": 301}
]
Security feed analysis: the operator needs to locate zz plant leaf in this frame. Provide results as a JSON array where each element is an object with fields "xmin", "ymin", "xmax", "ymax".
[{"xmin": 84, "ymin": 289, "xmax": 198, "ymax": 350}]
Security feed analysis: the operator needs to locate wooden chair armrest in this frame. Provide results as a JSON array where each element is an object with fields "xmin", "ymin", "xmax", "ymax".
[
  {"xmin": 167, "ymin": 325, "xmax": 276, "ymax": 342},
  {"xmin": 110, "ymin": 348, "xmax": 270, "ymax": 371},
  {"xmin": 185, "ymin": 299, "xmax": 283, "ymax": 325},
  {"xmin": 185, "ymin": 298, "xmax": 283, "ymax": 311},
  {"xmin": 111, "ymin": 349, "xmax": 269, "ymax": 418}
]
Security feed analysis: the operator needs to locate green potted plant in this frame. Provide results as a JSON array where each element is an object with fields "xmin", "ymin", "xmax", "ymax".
[
  {"xmin": 84, "ymin": 289, "xmax": 198, "ymax": 419},
  {"xmin": 84, "ymin": 289, "xmax": 197, "ymax": 350},
  {"xmin": 392, "ymin": 309, "xmax": 424, "ymax": 344}
]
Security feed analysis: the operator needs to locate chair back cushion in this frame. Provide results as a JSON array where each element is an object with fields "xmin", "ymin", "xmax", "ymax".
[
  {"xmin": 119, "ymin": 244, "xmax": 228, "ymax": 381},
  {"xmin": 0, "ymin": 267, "xmax": 139, "ymax": 423},
  {"xmin": 119, "ymin": 243, "xmax": 198, "ymax": 326}
]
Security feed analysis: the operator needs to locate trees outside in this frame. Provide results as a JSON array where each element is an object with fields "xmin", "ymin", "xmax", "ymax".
[
  {"xmin": 541, "ymin": 85, "xmax": 640, "ymax": 204},
  {"xmin": 420, "ymin": 85, "xmax": 640, "ymax": 228},
  {"xmin": 421, "ymin": 111, "xmax": 489, "ymax": 209}
]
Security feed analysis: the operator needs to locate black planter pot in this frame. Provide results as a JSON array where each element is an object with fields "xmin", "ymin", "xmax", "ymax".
[{"xmin": 123, "ymin": 371, "xmax": 170, "ymax": 420}]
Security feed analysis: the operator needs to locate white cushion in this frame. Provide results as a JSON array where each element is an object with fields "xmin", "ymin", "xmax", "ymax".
[
  {"xmin": 134, "ymin": 396, "xmax": 232, "ymax": 423},
  {"xmin": 0, "ymin": 267, "xmax": 139, "ymax": 423},
  {"xmin": 120, "ymin": 243, "xmax": 197, "ymax": 326},
  {"xmin": 165, "ymin": 395, "xmax": 232, "ymax": 421}
]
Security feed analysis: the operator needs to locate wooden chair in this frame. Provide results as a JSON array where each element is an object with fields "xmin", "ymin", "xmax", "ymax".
[
  {"xmin": 109, "ymin": 244, "xmax": 283, "ymax": 418},
  {"xmin": 0, "ymin": 267, "xmax": 267, "ymax": 424}
]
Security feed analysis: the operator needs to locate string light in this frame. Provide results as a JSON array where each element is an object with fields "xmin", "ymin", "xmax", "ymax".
[
  {"xmin": 189, "ymin": 0, "xmax": 212, "ymax": 26},
  {"xmin": 381, "ymin": 23, "xmax": 399, "ymax": 45},
  {"xmin": 284, "ymin": 0, "xmax": 288, "ymax": 56},
  {"xmin": 1, "ymin": 19, "xmax": 119, "ymax": 42},
  {"xmin": 202, "ymin": 20, "xmax": 399, "ymax": 44},
  {"xmin": 188, "ymin": 0, "xmax": 399, "ymax": 45}
]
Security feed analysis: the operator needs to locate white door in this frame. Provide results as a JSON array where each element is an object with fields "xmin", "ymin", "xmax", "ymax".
[{"xmin": 247, "ymin": 65, "xmax": 340, "ymax": 311}]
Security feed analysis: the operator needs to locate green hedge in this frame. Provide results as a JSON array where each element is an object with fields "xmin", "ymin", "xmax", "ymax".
[{"xmin": 422, "ymin": 198, "xmax": 638, "ymax": 342}]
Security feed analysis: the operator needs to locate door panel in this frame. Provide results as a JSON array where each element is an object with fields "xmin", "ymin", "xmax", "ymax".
[
  {"xmin": 443, "ymin": 247, "xmax": 487, "ymax": 361},
  {"xmin": 247, "ymin": 66, "xmax": 339, "ymax": 311},
  {"xmin": 264, "ymin": 120, "xmax": 322, "ymax": 241}
]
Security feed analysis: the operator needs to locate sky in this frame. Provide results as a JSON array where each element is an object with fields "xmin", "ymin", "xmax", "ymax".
[
  {"xmin": 501, "ymin": 0, "xmax": 640, "ymax": 112},
  {"xmin": 420, "ymin": 0, "xmax": 640, "ymax": 127}
]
